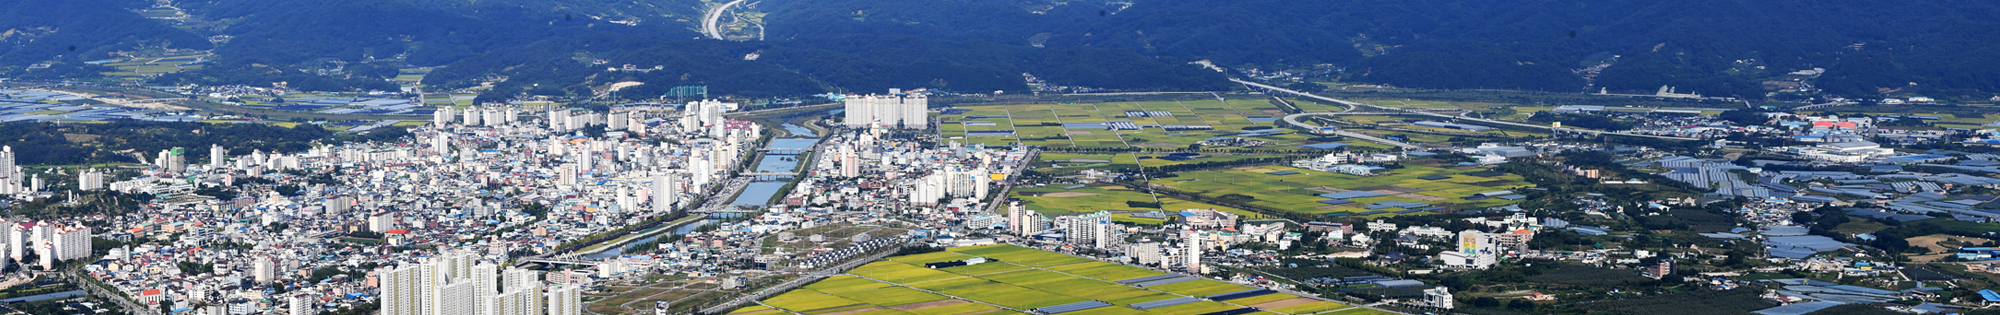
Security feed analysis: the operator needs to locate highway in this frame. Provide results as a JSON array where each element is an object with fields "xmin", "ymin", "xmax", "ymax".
[
  {"xmin": 703, "ymin": 0, "xmax": 750, "ymax": 40},
  {"xmin": 1236, "ymin": 78, "xmax": 1701, "ymax": 141}
]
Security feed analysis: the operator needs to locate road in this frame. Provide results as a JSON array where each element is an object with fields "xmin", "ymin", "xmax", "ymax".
[
  {"xmin": 703, "ymin": 0, "xmax": 750, "ymax": 40},
  {"xmin": 1236, "ymin": 79, "xmax": 1701, "ymax": 141},
  {"xmin": 67, "ymin": 267, "xmax": 153, "ymax": 315}
]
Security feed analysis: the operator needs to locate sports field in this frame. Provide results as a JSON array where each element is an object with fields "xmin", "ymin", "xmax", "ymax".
[
  {"xmin": 937, "ymin": 97, "xmax": 1360, "ymax": 149},
  {"xmin": 1155, "ymin": 163, "xmax": 1533, "ymax": 217},
  {"xmin": 735, "ymin": 245, "xmax": 1379, "ymax": 315}
]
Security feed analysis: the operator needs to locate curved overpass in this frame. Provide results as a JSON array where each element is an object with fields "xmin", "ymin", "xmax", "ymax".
[{"xmin": 1237, "ymin": 79, "xmax": 1700, "ymax": 141}]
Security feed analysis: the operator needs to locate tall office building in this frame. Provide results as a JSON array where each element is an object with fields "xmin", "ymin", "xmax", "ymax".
[{"xmin": 842, "ymin": 91, "xmax": 928, "ymax": 129}]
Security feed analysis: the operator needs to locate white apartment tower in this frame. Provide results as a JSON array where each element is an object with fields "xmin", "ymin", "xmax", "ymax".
[
  {"xmin": 291, "ymin": 294, "xmax": 316, "ymax": 315},
  {"xmin": 548, "ymin": 285, "xmax": 582, "ymax": 315},
  {"xmin": 78, "ymin": 169, "xmax": 104, "ymax": 191},
  {"xmin": 842, "ymin": 91, "xmax": 928, "ymax": 129},
  {"xmin": 473, "ymin": 263, "xmax": 499, "ymax": 315},
  {"xmin": 462, "ymin": 107, "xmax": 482, "ymax": 126},
  {"xmin": 1181, "ymin": 230, "xmax": 1203, "ymax": 273},
  {"xmin": 434, "ymin": 106, "xmax": 456, "ymax": 126},
  {"xmin": 1066, "ymin": 212, "xmax": 1116, "ymax": 249},
  {"xmin": 210, "ymin": 144, "xmax": 227, "ymax": 169},
  {"xmin": 0, "ymin": 146, "xmax": 17, "ymax": 195},
  {"xmin": 254, "ymin": 256, "xmax": 278, "ymax": 283},
  {"xmin": 435, "ymin": 278, "xmax": 479, "ymax": 315},
  {"xmin": 652, "ymin": 172, "xmax": 679, "ymax": 213},
  {"xmin": 379, "ymin": 265, "xmax": 422, "ymax": 315}
]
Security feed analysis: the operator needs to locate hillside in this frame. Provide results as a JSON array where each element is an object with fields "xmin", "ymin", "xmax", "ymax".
[{"xmin": 7, "ymin": 0, "xmax": 2000, "ymax": 100}]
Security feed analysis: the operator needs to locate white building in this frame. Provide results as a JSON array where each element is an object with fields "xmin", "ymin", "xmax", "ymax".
[
  {"xmin": 547, "ymin": 285, "xmax": 582, "ymax": 315},
  {"xmin": 79, "ymin": 169, "xmax": 104, "ymax": 191},
  {"xmin": 1007, "ymin": 202, "xmax": 1046, "ymax": 235},
  {"xmin": 435, "ymin": 278, "xmax": 479, "ymax": 315},
  {"xmin": 210, "ymin": 144, "xmax": 228, "ymax": 169},
  {"xmin": 290, "ymin": 294, "xmax": 315, "ymax": 315},
  {"xmin": 1437, "ymin": 230, "xmax": 1499, "ymax": 270},
  {"xmin": 380, "ymin": 265, "xmax": 423, "ymax": 315},
  {"xmin": 1180, "ymin": 230, "xmax": 1203, "ymax": 273},
  {"xmin": 1420, "ymin": 286, "xmax": 1454, "ymax": 309},
  {"xmin": 254, "ymin": 256, "xmax": 278, "ymax": 283},
  {"xmin": 1127, "ymin": 242, "xmax": 1163, "ymax": 265},
  {"xmin": 1065, "ymin": 212, "xmax": 1116, "ymax": 249},
  {"xmin": 843, "ymin": 91, "xmax": 928, "ymax": 129}
]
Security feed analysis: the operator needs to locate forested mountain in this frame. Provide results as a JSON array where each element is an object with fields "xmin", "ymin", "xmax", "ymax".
[
  {"xmin": 8, "ymin": 0, "xmax": 2000, "ymax": 100},
  {"xmin": 0, "ymin": 0, "xmax": 210, "ymax": 78}
]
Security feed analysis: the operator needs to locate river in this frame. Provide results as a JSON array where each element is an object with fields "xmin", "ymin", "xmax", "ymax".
[
  {"xmin": 728, "ymin": 111, "xmax": 826, "ymax": 207},
  {"xmin": 584, "ymin": 112, "xmax": 829, "ymax": 259}
]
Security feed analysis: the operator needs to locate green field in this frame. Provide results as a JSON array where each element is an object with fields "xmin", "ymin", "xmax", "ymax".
[
  {"xmin": 940, "ymin": 98, "xmax": 1377, "ymax": 149},
  {"xmin": 740, "ymin": 245, "xmax": 1369, "ymax": 315},
  {"xmin": 1155, "ymin": 162, "xmax": 1532, "ymax": 217},
  {"xmin": 98, "ymin": 54, "xmax": 211, "ymax": 79},
  {"xmin": 1009, "ymin": 185, "xmax": 1268, "ymax": 221}
]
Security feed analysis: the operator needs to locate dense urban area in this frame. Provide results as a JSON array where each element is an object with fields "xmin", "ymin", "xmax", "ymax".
[{"xmin": 7, "ymin": 1, "xmax": 2000, "ymax": 315}]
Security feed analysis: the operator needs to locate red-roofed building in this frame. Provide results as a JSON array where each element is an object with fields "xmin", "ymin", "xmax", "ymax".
[{"xmin": 138, "ymin": 289, "xmax": 166, "ymax": 305}]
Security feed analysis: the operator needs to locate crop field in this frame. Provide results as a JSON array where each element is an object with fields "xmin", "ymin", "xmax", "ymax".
[
  {"xmin": 1346, "ymin": 99, "xmax": 1506, "ymax": 111},
  {"xmin": 1155, "ymin": 163, "xmax": 1533, "ymax": 217},
  {"xmin": 98, "ymin": 54, "xmax": 211, "ymax": 79},
  {"xmin": 940, "ymin": 97, "xmax": 1368, "ymax": 149},
  {"xmin": 738, "ymin": 245, "xmax": 1378, "ymax": 315}
]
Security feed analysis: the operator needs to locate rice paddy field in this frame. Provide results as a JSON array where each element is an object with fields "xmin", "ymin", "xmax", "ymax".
[
  {"xmin": 1155, "ymin": 163, "xmax": 1533, "ymax": 217},
  {"xmin": 734, "ymin": 245, "xmax": 1380, "ymax": 315},
  {"xmin": 1034, "ymin": 153, "xmax": 1293, "ymax": 173},
  {"xmin": 938, "ymin": 97, "xmax": 1361, "ymax": 149}
]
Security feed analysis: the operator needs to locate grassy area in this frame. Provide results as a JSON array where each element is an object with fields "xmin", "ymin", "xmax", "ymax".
[
  {"xmin": 1008, "ymin": 185, "xmax": 1268, "ymax": 220},
  {"xmin": 744, "ymin": 245, "xmax": 1347, "ymax": 315},
  {"xmin": 940, "ymin": 97, "xmax": 1318, "ymax": 149},
  {"xmin": 1154, "ymin": 162, "xmax": 1532, "ymax": 217}
]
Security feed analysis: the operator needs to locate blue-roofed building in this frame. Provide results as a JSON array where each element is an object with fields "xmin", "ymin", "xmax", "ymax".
[{"xmin": 1301, "ymin": 143, "xmax": 1349, "ymax": 150}]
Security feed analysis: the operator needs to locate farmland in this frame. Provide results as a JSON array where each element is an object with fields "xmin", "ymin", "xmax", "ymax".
[
  {"xmin": 1008, "ymin": 184, "xmax": 1269, "ymax": 221},
  {"xmin": 734, "ymin": 245, "xmax": 1381, "ymax": 315},
  {"xmin": 1153, "ymin": 162, "xmax": 1533, "ymax": 217},
  {"xmin": 97, "ymin": 54, "xmax": 211, "ymax": 79},
  {"xmin": 937, "ymin": 97, "xmax": 1362, "ymax": 150}
]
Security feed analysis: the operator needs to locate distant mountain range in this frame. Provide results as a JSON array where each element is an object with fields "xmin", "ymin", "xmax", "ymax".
[{"xmin": 5, "ymin": 0, "xmax": 1998, "ymax": 100}]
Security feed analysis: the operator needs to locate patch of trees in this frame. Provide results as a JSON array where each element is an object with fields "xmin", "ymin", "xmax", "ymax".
[{"xmin": 0, "ymin": 120, "xmax": 333, "ymax": 165}]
